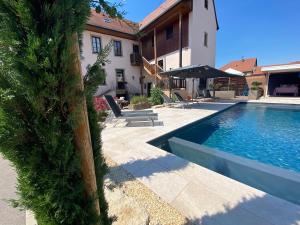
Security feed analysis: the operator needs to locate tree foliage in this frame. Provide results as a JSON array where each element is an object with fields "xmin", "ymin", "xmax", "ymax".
[{"xmin": 0, "ymin": 0, "xmax": 116, "ymax": 224}]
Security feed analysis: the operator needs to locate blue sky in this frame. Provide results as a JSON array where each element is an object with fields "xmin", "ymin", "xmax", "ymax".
[{"xmin": 118, "ymin": 0, "xmax": 300, "ymax": 68}]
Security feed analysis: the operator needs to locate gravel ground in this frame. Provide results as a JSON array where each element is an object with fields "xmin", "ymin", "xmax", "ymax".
[{"xmin": 106, "ymin": 157, "xmax": 190, "ymax": 225}]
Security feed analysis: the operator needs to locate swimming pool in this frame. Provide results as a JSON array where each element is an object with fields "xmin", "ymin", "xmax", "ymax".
[{"xmin": 149, "ymin": 103, "xmax": 300, "ymax": 205}]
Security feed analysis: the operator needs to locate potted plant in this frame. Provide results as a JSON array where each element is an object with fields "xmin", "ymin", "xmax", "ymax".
[
  {"xmin": 129, "ymin": 95, "xmax": 151, "ymax": 110},
  {"xmin": 249, "ymin": 81, "xmax": 263, "ymax": 100},
  {"xmin": 209, "ymin": 82, "xmax": 223, "ymax": 99}
]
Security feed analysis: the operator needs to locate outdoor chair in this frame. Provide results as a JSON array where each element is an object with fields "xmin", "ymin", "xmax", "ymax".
[
  {"xmin": 173, "ymin": 92, "xmax": 192, "ymax": 109},
  {"xmin": 104, "ymin": 95, "xmax": 158, "ymax": 121}
]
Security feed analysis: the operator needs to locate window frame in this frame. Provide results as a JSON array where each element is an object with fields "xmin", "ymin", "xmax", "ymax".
[
  {"xmin": 205, "ymin": 0, "xmax": 209, "ymax": 10},
  {"xmin": 204, "ymin": 32, "xmax": 208, "ymax": 47},
  {"xmin": 113, "ymin": 40, "xmax": 123, "ymax": 57},
  {"xmin": 166, "ymin": 25, "xmax": 174, "ymax": 40},
  {"xmin": 133, "ymin": 44, "xmax": 139, "ymax": 53},
  {"xmin": 91, "ymin": 36, "xmax": 102, "ymax": 54}
]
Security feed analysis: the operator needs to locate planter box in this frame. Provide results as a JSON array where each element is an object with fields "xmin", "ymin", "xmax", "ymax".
[
  {"xmin": 248, "ymin": 90, "xmax": 262, "ymax": 100},
  {"xmin": 210, "ymin": 90, "xmax": 235, "ymax": 99},
  {"xmin": 129, "ymin": 102, "xmax": 151, "ymax": 110}
]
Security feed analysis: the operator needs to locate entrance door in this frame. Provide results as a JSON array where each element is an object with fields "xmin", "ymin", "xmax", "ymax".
[{"xmin": 147, "ymin": 82, "xmax": 152, "ymax": 97}]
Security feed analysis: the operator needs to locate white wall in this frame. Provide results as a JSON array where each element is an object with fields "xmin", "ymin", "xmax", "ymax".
[
  {"xmin": 189, "ymin": 0, "xmax": 217, "ymax": 67},
  {"xmin": 147, "ymin": 0, "xmax": 218, "ymax": 95},
  {"xmin": 188, "ymin": 0, "xmax": 218, "ymax": 93},
  {"xmin": 81, "ymin": 30, "xmax": 142, "ymax": 96}
]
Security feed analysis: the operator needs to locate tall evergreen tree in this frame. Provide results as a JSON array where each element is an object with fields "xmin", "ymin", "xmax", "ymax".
[{"xmin": 0, "ymin": 0, "xmax": 122, "ymax": 224}]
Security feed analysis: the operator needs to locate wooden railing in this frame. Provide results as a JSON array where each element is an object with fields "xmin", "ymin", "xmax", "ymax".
[
  {"xmin": 142, "ymin": 57, "xmax": 155, "ymax": 75},
  {"xmin": 142, "ymin": 57, "xmax": 165, "ymax": 80}
]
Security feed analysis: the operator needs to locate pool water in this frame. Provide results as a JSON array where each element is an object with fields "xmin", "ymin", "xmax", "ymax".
[{"xmin": 152, "ymin": 103, "xmax": 300, "ymax": 173}]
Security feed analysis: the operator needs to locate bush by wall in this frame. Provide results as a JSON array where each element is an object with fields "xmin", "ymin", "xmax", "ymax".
[{"xmin": 150, "ymin": 87, "xmax": 164, "ymax": 105}]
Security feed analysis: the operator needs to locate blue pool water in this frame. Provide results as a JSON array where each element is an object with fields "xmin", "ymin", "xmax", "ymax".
[{"xmin": 151, "ymin": 103, "xmax": 300, "ymax": 173}]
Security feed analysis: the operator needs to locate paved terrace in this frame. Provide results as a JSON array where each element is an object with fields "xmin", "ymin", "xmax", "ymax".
[
  {"xmin": 102, "ymin": 102, "xmax": 300, "ymax": 225},
  {"xmin": 0, "ymin": 155, "xmax": 26, "ymax": 225}
]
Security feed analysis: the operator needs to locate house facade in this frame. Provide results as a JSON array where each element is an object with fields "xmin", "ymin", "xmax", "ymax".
[
  {"xmin": 218, "ymin": 58, "xmax": 300, "ymax": 97},
  {"xmin": 80, "ymin": 0, "xmax": 219, "ymax": 99}
]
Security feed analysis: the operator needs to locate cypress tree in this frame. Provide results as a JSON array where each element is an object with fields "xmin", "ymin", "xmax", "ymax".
[{"xmin": 0, "ymin": 0, "xmax": 121, "ymax": 224}]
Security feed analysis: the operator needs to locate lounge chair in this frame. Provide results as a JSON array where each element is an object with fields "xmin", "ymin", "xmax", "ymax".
[
  {"xmin": 104, "ymin": 95, "xmax": 163, "ymax": 126},
  {"xmin": 173, "ymin": 92, "xmax": 192, "ymax": 109}
]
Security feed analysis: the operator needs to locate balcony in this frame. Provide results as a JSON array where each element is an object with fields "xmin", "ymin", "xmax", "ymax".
[{"xmin": 130, "ymin": 53, "xmax": 141, "ymax": 66}]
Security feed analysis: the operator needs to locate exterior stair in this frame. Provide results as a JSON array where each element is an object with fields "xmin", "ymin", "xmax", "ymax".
[{"xmin": 142, "ymin": 57, "xmax": 164, "ymax": 80}]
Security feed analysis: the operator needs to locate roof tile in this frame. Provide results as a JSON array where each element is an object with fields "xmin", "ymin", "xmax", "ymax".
[{"xmin": 87, "ymin": 10, "xmax": 138, "ymax": 35}]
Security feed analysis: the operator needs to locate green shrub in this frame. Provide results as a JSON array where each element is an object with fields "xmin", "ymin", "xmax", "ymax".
[
  {"xmin": 0, "ymin": 1, "xmax": 112, "ymax": 225},
  {"xmin": 97, "ymin": 110, "xmax": 108, "ymax": 122},
  {"xmin": 130, "ymin": 95, "xmax": 149, "ymax": 105},
  {"xmin": 251, "ymin": 81, "xmax": 262, "ymax": 90},
  {"xmin": 150, "ymin": 87, "xmax": 163, "ymax": 105}
]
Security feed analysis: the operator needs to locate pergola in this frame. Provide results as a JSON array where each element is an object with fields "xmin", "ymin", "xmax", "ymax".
[{"xmin": 160, "ymin": 64, "xmax": 241, "ymax": 97}]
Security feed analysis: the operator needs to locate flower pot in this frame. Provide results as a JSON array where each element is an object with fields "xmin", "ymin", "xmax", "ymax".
[{"xmin": 248, "ymin": 90, "xmax": 261, "ymax": 100}]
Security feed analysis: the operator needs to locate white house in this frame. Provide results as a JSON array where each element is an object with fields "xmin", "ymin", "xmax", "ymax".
[{"xmin": 80, "ymin": 0, "xmax": 219, "ymax": 99}]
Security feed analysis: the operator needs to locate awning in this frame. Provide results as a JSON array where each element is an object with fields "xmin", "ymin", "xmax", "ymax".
[
  {"xmin": 262, "ymin": 64, "xmax": 300, "ymax": 74},
  {"xmin": 160, "ymin": 65, "xmax": 241, "ymax": 78},
  {"xmin": 225, "ymin": 68, "xmax": 245, "ymax": 76}
]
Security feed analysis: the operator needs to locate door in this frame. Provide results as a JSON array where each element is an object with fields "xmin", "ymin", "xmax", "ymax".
[{"xmin": 147, "ymin": 82, "xmax": 152, "ymax": 97}]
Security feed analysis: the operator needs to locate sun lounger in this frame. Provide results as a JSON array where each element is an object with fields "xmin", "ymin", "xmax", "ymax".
[
  {"xmin": 104, "ymin": 95, "xmax": 163, "ymax": 127},
  {"xmin": 172, "ymin": 93, "xmax": 191, "ymax": 109},
  {"xmin": 104, "ymin": 95, "xmax": 156, "ymax": 118}
]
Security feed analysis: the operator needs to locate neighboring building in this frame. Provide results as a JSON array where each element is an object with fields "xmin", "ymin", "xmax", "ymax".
[
  {"xmin": 218, "ymin": 58, "xmax": 300, "ymax": 97},
  {"xmin": 80, "ymin": 0, "xmax": 219, "ymax": 99}
]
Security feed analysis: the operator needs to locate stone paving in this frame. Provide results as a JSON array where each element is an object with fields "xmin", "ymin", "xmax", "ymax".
[
  {"xmin": 102, "ymin": 101, "xmax": 300, "ymax": 225},
  {"xmin": 0, "ymin": 155, "xmax": 25, "ymax": 225}
]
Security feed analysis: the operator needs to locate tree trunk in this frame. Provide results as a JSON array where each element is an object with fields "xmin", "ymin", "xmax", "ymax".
[{"xmin": 70, "ymin": 33, "xmax": 101, "ymax": 218}]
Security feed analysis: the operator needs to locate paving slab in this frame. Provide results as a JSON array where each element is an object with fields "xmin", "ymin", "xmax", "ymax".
[
  {"xmin": 102, "ymin": 101, "xmax": 300, "ymax": 225},
  {"xmin": 0, "ymin": 155, "xmax": 25, "ymax": 225}
]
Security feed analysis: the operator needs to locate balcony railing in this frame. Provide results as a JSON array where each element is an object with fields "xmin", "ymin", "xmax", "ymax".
[{"xmin": 130, "ymin": 53, "xmax": 141, "ymax": 66}]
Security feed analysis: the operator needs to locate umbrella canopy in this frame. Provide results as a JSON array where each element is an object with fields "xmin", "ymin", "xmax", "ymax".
[{"xmin": 160, "ymin": 65, "xmax": 241, "ymax": 78}]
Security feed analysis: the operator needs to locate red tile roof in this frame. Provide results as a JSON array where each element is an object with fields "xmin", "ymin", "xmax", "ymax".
[
  {"xmin": 88, "ymin": 0, "xmax": 219, "ymax": 35},
  {"xmin": 139, "ymin": 0, "xmax": 181, "ymax": 29},
  {"xmin": 87, "ymin": 10, "xmax": 139, "ymax": 35},
  {"xmin": 220, "ymin": 58, "xmax": 257, "ymax": 73},
  {"xmin": 139, "ymin": 0, "xmax": 219, "ymax": 30}
]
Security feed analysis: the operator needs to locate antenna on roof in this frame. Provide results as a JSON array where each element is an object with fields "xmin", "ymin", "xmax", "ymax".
[{"xmin": 241, "ymin": 56, "xmax": 245, "ymax": 62}]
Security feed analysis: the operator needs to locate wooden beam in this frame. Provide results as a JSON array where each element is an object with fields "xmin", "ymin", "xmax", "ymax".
[
  {"xmin": 154, "ymin": 27, "xmax": 158, "ymax": 85},
  {"xmin": 139, "ymin": 39, "xmax": 144, "ymax": 95},
  {"xmin": 179, "ymin": 12, "xmax": 183, "ymax": 68},
  {"xmin": 85, "ymin": 24, "xmax": 137, "ymax": 41}
]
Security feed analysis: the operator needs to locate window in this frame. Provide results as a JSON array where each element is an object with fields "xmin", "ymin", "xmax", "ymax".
[
  {"xmin": 114, "ymin": 40, "xmax": 122, "ymax": 56},
  {"xmin": 133, "ymin": 44, "xmax": 139, "ymax": 53},
  {"xmin": 173, "ymin": 78, "xmax": 186, "ymax": 89},
  {"xmin": 205, "ymin": 0, "xmax": 209, "ymax": 9},
  {"xmin": 116, "ymin": 69, "xmax": 125, "ymax": 90},
  {"xmin": 158, "ymin": 59, "xmax": 164, "ymax": 70},
  {"xmin": 116, "ymin": 69, "xmax": 125, "ymax": 82},
  {"xmin": 166, "ymin": 25, "xmax": 174, "ymax": 40},
  {"xmin": 204, "ymin": 32, "xmax": 208, "ymax": 47},
  {"xmin": 91, "ymin": 36, "xmax": 101, "ymax": 53}
]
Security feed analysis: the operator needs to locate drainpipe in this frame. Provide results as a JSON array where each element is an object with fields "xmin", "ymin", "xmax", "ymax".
[
  {"xmin": 179, "ymin": 12, "xmax": 183, "ymax": 68},
  {"xmin": 139, "ymin": 39, "xmax": 144, "ymax": 95},
  {"xmin": 154, "ymin": 28, "xmax": 158, "ymax": 86}
]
